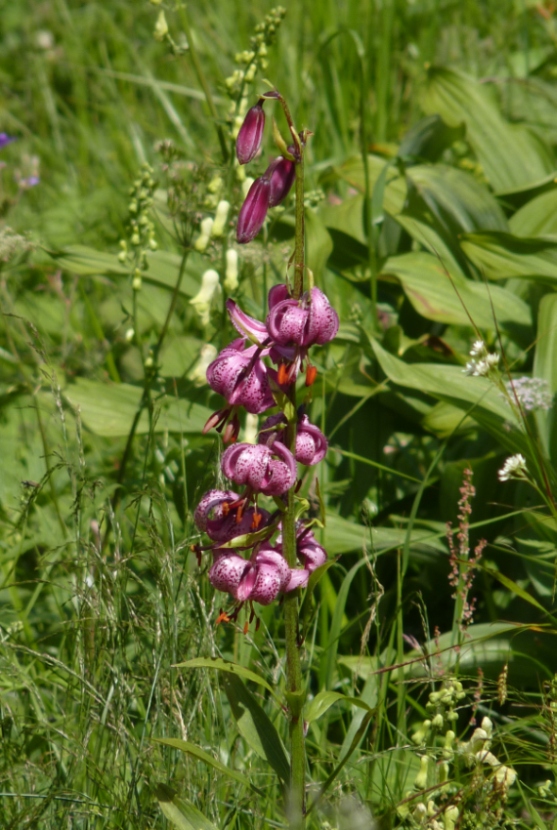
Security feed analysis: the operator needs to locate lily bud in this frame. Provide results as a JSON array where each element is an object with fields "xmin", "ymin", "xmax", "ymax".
[
  {"xmin": 266, "ymin": 156, "xmax": 296, "ymax": 207},
  {"xmin": 236, "ymin": 101, "xmax": 265, "ymax": 164},
  {"xmin": 236, "ymin": 176, "xmax": 271, "ymax": 244}
]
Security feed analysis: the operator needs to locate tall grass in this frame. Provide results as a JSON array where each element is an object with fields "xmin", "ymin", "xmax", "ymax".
[{"xmin": 1, "ymin": 1, "xmax": 557, "ymax": 828}]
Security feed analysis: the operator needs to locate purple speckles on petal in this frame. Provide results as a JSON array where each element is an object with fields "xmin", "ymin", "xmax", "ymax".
[
  {"xmin": 259, "ymin": 413, "xmax": 328, "ymax": 466},
  {"xmin": 206, "ymin": 338, "xmax": 275, "ymax": 415},
  {"xmin": 266, "ymin": 286, "xmax": 339, "ymax": 348},
  {"xmin": 221, "ymin": 441, "xmax": 296, "ymax": 496}
]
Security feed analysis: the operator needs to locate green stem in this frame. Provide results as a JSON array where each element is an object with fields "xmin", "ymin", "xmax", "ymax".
[{"xmin": 281, "ymin": 119, "xmax": 307, "ymax": 829}]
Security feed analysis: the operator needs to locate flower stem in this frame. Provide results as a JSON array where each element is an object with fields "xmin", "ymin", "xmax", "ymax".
[{"xmin": 282, "ymin": 130, "xmax": 306, "ymax": 829}]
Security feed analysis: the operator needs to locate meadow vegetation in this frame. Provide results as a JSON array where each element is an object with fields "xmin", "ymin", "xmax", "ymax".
[{"xmin": 2, "ymin": 1, "xmax": 557, "ymax": 828}]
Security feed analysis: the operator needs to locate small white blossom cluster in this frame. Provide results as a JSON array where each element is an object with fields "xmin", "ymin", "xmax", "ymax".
[
  {"xmin": 505, "ymin": 376, "xmax": 553, "ymax": 412},
  {"xmin": 463, "ymin": 340, "xmax": 500, "ymax": 377},
  {"xmin": 498, "ymin": 453, "xmax": 527, "ymax": 482}
]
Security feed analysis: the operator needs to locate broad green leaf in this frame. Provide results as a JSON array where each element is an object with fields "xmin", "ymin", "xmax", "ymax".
[
  {"xmin": 533, "ymin": 294, "xmax": 557, "ymax": 463},
  {"xmin": 382, "ymin": 251, "xmax": 531, "ymax": 331},
  {"xmin": 323, "ymin": 512, "xmax": 446, "ymax": 558},
  {"xmin": 481, "ymin": 565, "xmax": 546, "ymax": 612},
  {"xmin": 173, "ymin": 657, "xmax": 276, "ymax": 698},
  {"xmin": 406, "ymin": 164, "xmax": 508, "ymax": 233},
  {"xmin": 46, "ymin": 244, "xmax": 201, "ymax": 296},
  {"xmin": 222, "ymin": 673, "xmax": 290, "ymax": 785},
  {"xmin": 332, "ymin": 154, "xmax": 407, "ymax": 213},
  {"xmin": 509, "ymin": 188, "xmax": 557, "ymax": 238},
  {"xmin": 371, "ymin": 340, "xmax": 527, "ymax": 454},
  {"xmin": 391, "ymin": 213, "xmax": 464, "ymax": 274},
  {"xmin": 155, "ymin": 783, "xmax": 218, "ymax": 830},
  {"xmin": 341, "ymin": 622, "xmax": 544, "ymax": 681},
  {"xmin": 461, "ymin": 231, "xmax": 557, "ymax": 282},
  {"xmin": 423, "ymin": 401, "xmax": 476, "ymax": 437},
  {"xmin": 305, "ymin": 690, "xmax": 371, "ymax": 723},
  {"xmin": 398, "ymin": 114, "xmax": 465, "ymax": 161},
  {"xmin": 422, "ymin": 66, "xmax": 555, "ymax": 194},
  {"xmin": 63, "ymin": 377, "xmax": 212, "ymax": 437},
  {"xmin": 153, "ymin": 739, "xmax": 251, "ymax": 789}
]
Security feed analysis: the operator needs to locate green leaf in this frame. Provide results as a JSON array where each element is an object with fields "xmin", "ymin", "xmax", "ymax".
[
  {"xmin": 509, "ymin": 188, "xmax": 557, "ymax": 238},
  {"xmin": 371, "ymin": 340, "xmax": 528, "ymax": 454},
  {"xmin": 481, "ymin": 565, "xmax": 546, "ymax": 612},
  {"xmin": 406, "ymin": 163, "xmax": 508, "ymax": 233},
  {"xmin": 391, "ymin": 213, "xmax": 464, "ymax": 275},
  {"xmin": 173, "ymin": 657, "xmax": 277, "ymax": 698},
  {"xmin": 63, "ymin": 377, "xmax": 213, "ymax": 437},
  {"xmin": 222, "ymin": 674, "xmax": 290, "ymax": 785},
  {"xmin": 305, "ymin": 690, "xmax": 371, "ymax": 723},
  {"xmin": 46, "ymin": 244, "xmax": 201, "ymax": 296},
  {"xmin": 153, "ymin": 739, "xmax": 252, "ymax": 790},
  {"xmin": 155, "ymin": 783, "xmax": 219, "ymax": 830},
  {"xmin": 323, "ymin": 512, "xmax": 446, "ymax": 558},
  {"xmin": 422, "ymin": 66, "xmax": 555, "ymax": 194},
  {"xmin": 533, "ymin": 294, "xmax": 557, "ymax": 463},
  {"xmin": 340, "ymin": 622, "xmax": 547, "ymax": 681},
  {"xmin": 398, "ymin": 114, "xmax": 465, "ymax": 162},
  {"xmin": 381, "ymin": 251, "xmax": 531, "ymax": 331},
  {"xmin": 461, "ymin": 231, "xmax": 557, "ymax": 282}
]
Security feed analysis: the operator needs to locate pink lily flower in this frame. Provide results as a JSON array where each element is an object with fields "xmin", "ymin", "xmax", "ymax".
[
  {"xmin": 259, "ymin": 413, "xmax": 328, "ymax": 466},
  {"xmin": 221, "ymin": 441, "xmax": 297, "ymax": 496}
]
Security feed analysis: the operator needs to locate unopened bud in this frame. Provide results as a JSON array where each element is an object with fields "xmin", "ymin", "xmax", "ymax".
[
  {"xmin": 236, "ymin": 176, "xmax": 270, "ymax": 244},
  {"xmin": 224, "ymin": 248, "xmax": 239, "ymax": 291},
  {"xmin": 153, "ymin": 10, "xmax": 168, "ymax": 41},
  {"xmin": 266, "ymin": 155, "xmax": 296, "ymax": 207},
  {"xmin": 194, "ymin": 217, "xmax": 214, "ymax": 252},
  {"xmin": 212, "ymin": 200, "xmax": 230, "ymax": 237},
  {"xmin": 236, "ymin": 101, "xmax": 265, "ymax": 164}
]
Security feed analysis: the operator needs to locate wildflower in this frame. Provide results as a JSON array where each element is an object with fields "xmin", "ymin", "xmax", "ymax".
[
  {"xmin": 267, "ymin": 285, "xmax": 339, "ymax": 348},
  {"xmin": 470, "ymin": 340, "xmax": 486, "ymax": 357},
  {"xmin": 0, "ymin": 133, "xmax": 15, "ymax": 149},
  {"xmin": 221, "ymin": 441, "xmax": 297, "ymax": 496},
  {"xmin": 236, "ymin": 175, "xmax": 271, "ymax": 244},
  {"xmin": 463, "ymin": 352, "xmax": 499, "ymax": 377},
  {"xmin": 209, "ymin": 542, "xmax": 308, "ymax": 605},
  {"xmin": 194, "ymin": 216, "xmax": 214, "ymax": 252},
  {"xmin": 498, "ymin": 453, "xmax": 527, "ymax": 482},
  {"xmin": 236, "ymin": 101, "xmax": 265, "ymax": 164},
  {"xmin": 211, "ymin": 200, "xmax": 230, "ymax": 237},
  {"xmin": 189, "ymin": 269, "xmax": 221, "ymax": 326},
  {"xmin": 206, "ymin": 338, "xmax": 275, "ymax": 414},
  {"xmin": 224, "ymin": 248, "xmax": 239, "ymax": 292},
  {"xmin": 259, "ymin": 412, "xmax": 328, "ymax": 466},
  {"xmin": 194, "ymin": 489, "xmax": 271, "ymax": 543},
  {"xmin": 504, "ymin": 376, "xmax": 553, "ymax": 412}
]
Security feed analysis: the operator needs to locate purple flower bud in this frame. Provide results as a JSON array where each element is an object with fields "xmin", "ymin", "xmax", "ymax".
[
  {"xmin": 194, "ymin": 489, "xmax": 271, "ymax": 543},
  {"xmin": 206, "ymin": 338, "xmax": 275, "ymax": 414},
  {"xmin": 236, "ymin": 176, "xmax": 270, "ymax": 244},
  {"xmin": 236, "ymin": 102, "xmax": 265, "ymax": 165},
  {"xmin": 266, "ymin": 156, "xmax": 296, "ymax": 207},
  {"xmin": 221, "ymin": 441, "xmax": 297, "ymax": 496},
  {"xmin": 266, "ymin": 286, "xmax": 339, "ymax": 348},
  {"xmin": 259, "ymin": 413, "xmax": 328, "ymax": 466}
]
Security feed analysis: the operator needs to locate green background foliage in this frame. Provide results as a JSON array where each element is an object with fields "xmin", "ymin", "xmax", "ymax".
[{"xmin": 2, "ymin": 0, "xmax": 557, "ymax": 827}]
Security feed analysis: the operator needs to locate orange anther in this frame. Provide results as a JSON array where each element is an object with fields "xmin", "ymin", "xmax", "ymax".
[
  {"xmin": 305, "ymin": 365, "xmax": 318, "ymax": 387},
  {"xmin": 243, "ymin": 620, "xmax": 249, "ymax": 635},
  {"xmin": 251, "ymin": 510, "xmax": 263, "ymax": 530},
  {"xmin": 216, "ymin": 611, "xmax": 231, "ymax": 625},
  {"xmin": 278, "ymin": 363, "xmax": 290, "ymax": 385}
]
